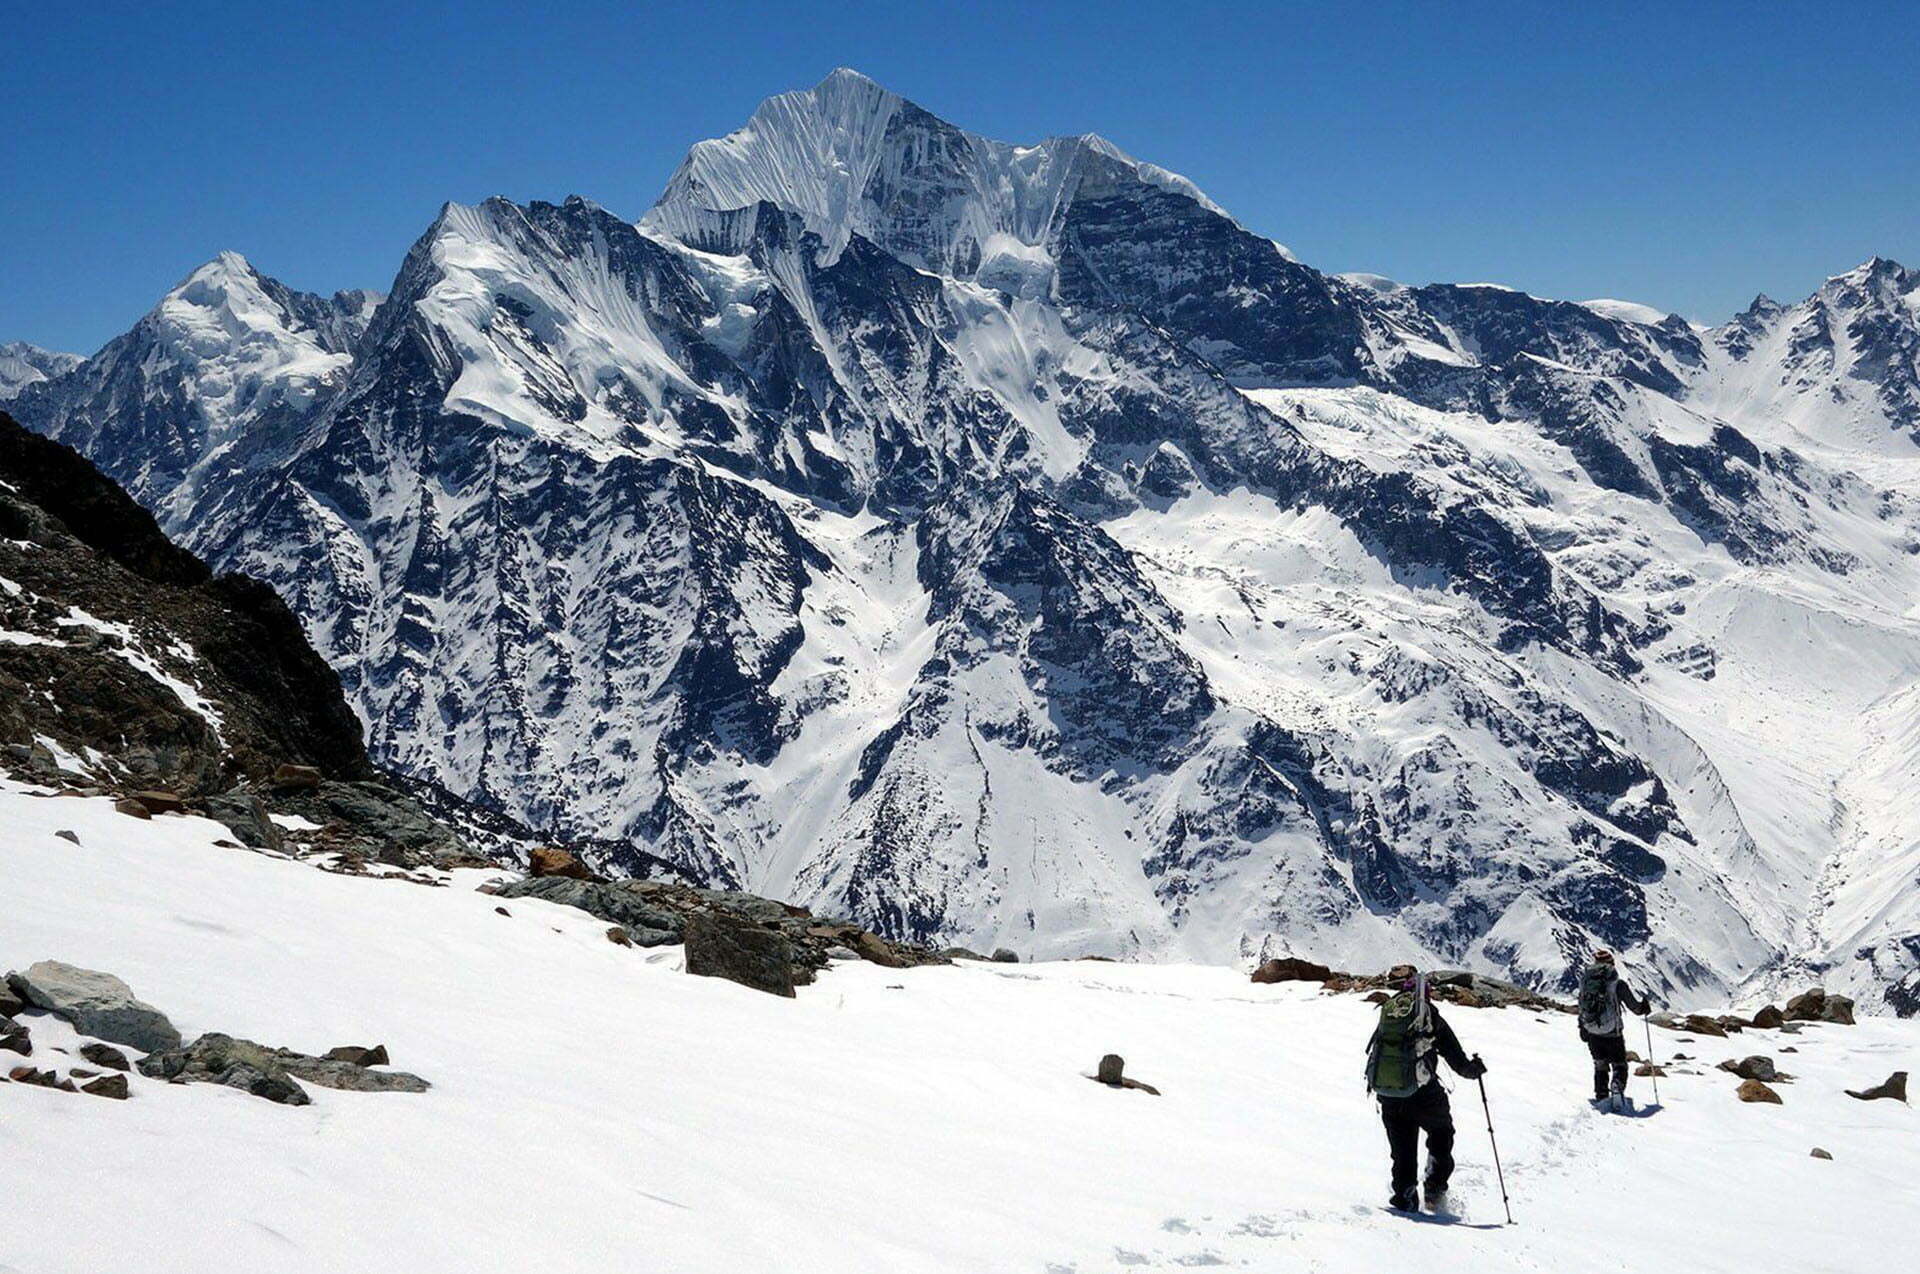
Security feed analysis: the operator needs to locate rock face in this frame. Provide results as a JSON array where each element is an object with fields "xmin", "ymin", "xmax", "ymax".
[
  {"xmin": 15, "ymin": 70, "xmax": 1920, "ymax": 1012},
  {"xmin": 683, "ymin": 911, "xmax": 802, "ymax": 998},
  {"xmin": 5, "ymin": 962, "xmax": 181, "ymax": 1054}
]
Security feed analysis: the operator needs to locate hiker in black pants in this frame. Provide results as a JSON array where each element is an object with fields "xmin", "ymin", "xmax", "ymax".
[
  {"xmin": 1577, "ymin": 949, "xmax": 1651, "ymax": 1108},
  {"xmin": 1365, "ymin": 964, "xmax": 1487, "ymax": 1212}
]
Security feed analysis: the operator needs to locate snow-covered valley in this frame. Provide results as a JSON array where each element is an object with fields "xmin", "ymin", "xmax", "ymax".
[{"xmin": 3, "ymin": 781, "xmax": 1914, "ymax": 1274}]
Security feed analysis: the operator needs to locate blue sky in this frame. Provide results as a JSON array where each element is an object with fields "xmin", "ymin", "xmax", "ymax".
[{"xmin": 7, "ymin": 0, "xmax": 1916, "ymax": 354}]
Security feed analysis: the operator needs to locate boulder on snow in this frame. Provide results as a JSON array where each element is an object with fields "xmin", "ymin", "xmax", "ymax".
[
  {"xmin": 605, "ymin": 925, "xmax": 633, "ymax": 947},
  {"xmin": 5, "ymin": 961, "xmax": 181, "ymax": 1054},
  {"xmin": 990, "ymin": 948, "xmax": 1020, "ymax": 964},
  {"xmin": 1092, "ymin": 1053, "xmax": 1161, "ymax": 1096},
  {"xmin": 1750, "ymin": 1004, "xmax": 1785, "ymax": 1029},
  {"xmin": 1736, "ymin": 1078, "xmax": 1782, "ymax": 1104},
  {"xmin": 1845, "ymin": 1071, "xmax": 1907, "ymax": 1103},
  {"xmin": 78, "ymin": 1042, "xmax": 130, "ymax": 1071},
  {"xmin": 1714, "ymin": 1015, "xmax": 1748, "ymax": 1034},
  {"xmin": 8, "ymin": 1065, "xmax": 77, "ymax": 1091},
  {"xmin": 683, "ymin": 911, "xmax": 800, "ymax": 998},
  {"xmin": 1, "ymin": 1021, "xmax": 30, "ymax": 1055},
  {"xmin": 1634, "ymin": 1063, "xmax": 1666, "ymax": 1077},
  {"xmin": 130, "ymin": 790, "xmax": 186, "ymax": 815},
  {"xmin": 1251, "ymin": 957, "xmax": 1333, "ymax": 984},
  {"xmin": 321, "ymin": 1044, "xmax": 389, "ymax": 1068},
  {"xmin": 54, "ymin": 828, "xmax": 80, "ymax": 845},
  {"xmin": 1717, "ymin": 1055, "xmax": 1779, "ymax": 1082},
  {"xmin": 0, "ymin": 980, "xmax": 26, "ymax": 1018},
  {"xmin": 527, "ymin": 847, "xmax": 595, "ymax": 881},
  {"xmin": 1810, "ymin": 1147, "xmax": 1833, "ymax": 1160},
  {"xmin": 1682, "ymin": 1014, "xmax": 1728, "ymax": 1038},
  {"xmin": 80, "ymin": 1072, "xmax": 129, "ymax": 1100},
  {"xmin": 494, "ymin": 877, "xmax": 682, "ymax": 942},
  {"xmin": 113, "ymin": 797, "xmax": 152, "ymax": 820},
  {"xmin": 137, "ymin": 1034, "xmax": 311, "ymax": 1105}
]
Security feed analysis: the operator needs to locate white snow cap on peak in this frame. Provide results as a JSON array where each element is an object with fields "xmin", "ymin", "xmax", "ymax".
[{"xmin": 644, "ymin": 67, "xmax": 1231, "ymax": 277}]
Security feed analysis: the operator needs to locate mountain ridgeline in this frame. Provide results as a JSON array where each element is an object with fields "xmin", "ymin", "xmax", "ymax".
[{"xmin": 12, "ymin": 70, "xmax": 1920, "ymax": 1012}]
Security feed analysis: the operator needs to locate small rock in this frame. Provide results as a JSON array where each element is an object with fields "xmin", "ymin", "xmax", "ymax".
[
  {"xmin": 1683, "ymin": 1014, "xmax": 1728, "ymax": 1038},
  {"xmin": 1845, "ymin": 1071, "xmax": 1908, "ymax": 1103},
  {"xmin": 1715, "ymin": 1015, "xmax": 1747, "ymax": 1033},
  {"xmin": 527, "ymin": 846, "xmax": 594, "ymax": 880},
  {"xmin": 825, "ymin": 945, "xmax": 860, "ymax": 960},
  {"xmin": 1251, "ymin": 957, "xmax": 1334, "ymax": 984},
  {"xmin": 78, "ymin": 1042, "xmax": 131, "ymax": 1071},
  {"xmin": 5, "ymin": 961, "xmax": 181, "ymax": 1053},
  {"xmin": 1634, "ymin": 1063, "xmax": 1666, "ymax": 1077},
  {"xmin": 269, "ymin": 763, "xmax": 324, "ymax": 791},
  {"xmin": 1810, "ymin": 1147, "xmax": 1833, "ymax": 1161},
  {"xmin": 0, "ymin": 982, "xmax": 26, "ymax": 1018},
  {"xmin": 80, "ymin": 1073, "xmax": 129, "ymax": 1100},
  {"xmin": 131, "ymin": 790, "xmax": 186, "ymax": 815},
  {"xmin": 495, "ymin": 906, "xmax": 511, "ymax": 917},
  {"xmin": 1751, "ymin": 1004, "xmax": 1785, "ymax": 1029},
  {"xmin": 113, "ymin": 797, "xmax": 152, "ymax": 820},
  {"xmin": 54, "ymin": 829, "xmax": 80, "ymax": 845},
  {"xmin": 8, "ymin": 1065, "xmax": 57, "ymax": 1088},
  {"xmin": 1091, "ymin": 1053, "xmax": 1161, "ymax": 1096},
  {"xmin": 605, "ymin": 925, "xmax": 633, "ymax": 947},
  {"xmin": 0, "ymin": 1024, "xmax": 29, "ymax": 1056},
  {"xmin": 990, "ymin": 948, "xmax": 1020, "ymax": 964},
  {"xmin": 1717, "ymin": 1055, "xmax": 1779, "ymax": 1082},
  {"xmin": 1736, "ymin": 1078, "xmax": 1782, "ymax": 1104},
  {"xmin": 70, "ymin": 1066, "xmax": 99, "ymax": 1078},
  {"xmin": 321, "ymin": 1044, "xmax": 389, "ymax": 1068}
]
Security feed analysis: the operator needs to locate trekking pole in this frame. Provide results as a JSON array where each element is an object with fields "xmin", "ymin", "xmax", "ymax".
[
  {"xmin": 1644, "ymin": 1018, "xmax": 1661, "ymax": 1106},
  {"xmin": 1473, "ymin": 1061, "xmax": 1515, "ymax": 1225}
]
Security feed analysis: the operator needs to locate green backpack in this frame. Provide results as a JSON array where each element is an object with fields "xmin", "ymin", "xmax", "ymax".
[{"xmin": 1366, "ymin": 984, "xmax": 1434, "ymax": 1099}]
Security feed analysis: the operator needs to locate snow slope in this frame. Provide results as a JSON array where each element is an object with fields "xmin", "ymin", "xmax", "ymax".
[{"xmin": 3, "ymin": 781, "xmax": 1914, "ymax": 1274}]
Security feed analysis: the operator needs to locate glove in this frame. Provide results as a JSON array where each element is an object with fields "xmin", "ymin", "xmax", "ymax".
[{"xmin": 1462, "ymin": 1056, "xmax": 1488, "ymax": 1080}]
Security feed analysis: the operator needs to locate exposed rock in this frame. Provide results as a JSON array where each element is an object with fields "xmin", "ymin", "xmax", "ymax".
[
  {"xmin": 1251, "ymin": 957, "xmax": 1334, "ymax": 984},
  {"xmin": 1091, "ymin": 1053, "xmax": 1161, "ymax": 1096},
  {"xmin": 1683, "ymin": 1014, "xmax": 1728, "ymax": 1038},
  {"xmin": 990, "ymin": 948, "xmax": 1020, "ymax": 964},
  {"xmin": 137, "ymin": 1034, "xmax": 311, "ymax": 1105},
  {"xmin": 5, "ymin": 961, "xmax": 181, "ymax": 1053},
  {"xmin": 496, "ymin": 877, "xmax": 684, "ymax": 941},
  {"xmin": 80, "ymin": 1073, "xmax": 129, "ymax": 1100},
  {"xmin": 1845, "ymin": 1071, "xmax": 1908, "ymax": 1103},
  {"xmin": 1784, "ymin": 987, "xmax": 1829, "ymax": 1021},
  {"xmin": 113, "ymin": 798, "xmax": 152, "ymax": 820},
  {"xmin": 1714, "ymin": 1015, "xmax": 1747, "ymax": 1034},
  {"xmin": 1736, "ymin": 1078, "xmax": 1782, "ymax": 1104},
  {"xmin": 54, "ymin": 829, "xmax": 80, "ymax": 845},
  {"xmin": 269, "ymin": 763, "xmax": 323, "ymax": 790},
  {"xmin": 605, "ymin": 926, "xmax": 633, "ymax": 947},
  {"xmin": 495, "ymin": 906, "xmax": 511, "ymax": 916},
  {"xmin": 528, "ymin": 846, "xmax": 595, "ymax": 880},
  {"xmin": 131, "ymin": 790, "xmax": 186, "ymax": 815},
  {"xmin": 275, "ymin": 1051, "xmax": 428, "ymax": 1093},
  {"xmin": 1810, "ymin": 1147, "xmax": 1833, "ymax": 1161},
  {"xmin": 9, "ymin": 1065, "xmax": 65, "ymax": 1089},
  {"xmin": 1364, "ymin": 990, "xmax": 1391, "ymax": 1004},
  {"xmin": 1634, "ymin": 1063, "xmax": 1666, "ymax": 1077},
  {"xmin": 850, "ymin": 929, "xmax": 909, "ymax": 969},
  {"xmin": 941, "ymin": 947, "xmax": 988, "ymax": 961},
  {"xmin": 1, "ymin": 1022, "xmax": 30, "ymax": 1055},
  {"xmin": 683, "ymin": 911, "xmax": 801, "ymax": 998},
  {"xmin": 1647, "ymin": 1011, "xmax": 1684, "ymax": 1029},
  {"xmin": 1750, "ymin": 1004, "xmax": 1784, "ymax": 1029},
  {"xmin": 78, "ymin": 1042, "xmax": 130, "ymax": 1071},
  {"xmin": 0, "ymin": 981, "xmax": 25, "ymax": 1017},
  {"xmin": 1822, "ymin": 995, "xmax": 1856, "ymax": 1025},
  {"xmin": 1717, "ymin": 1055, "xmax": 1779, "ymax": 1082},
  {"xmin": 827, "ymin": 945, "xmax": 861, "ymax": 960},
  {"xmin": 321, "ymin": 1044, "xmax": 389, "ymax": 1068}
]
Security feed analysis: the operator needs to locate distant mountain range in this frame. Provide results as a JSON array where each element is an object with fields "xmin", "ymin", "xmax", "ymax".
[{"xmin": 11, "ymin": 69, "xmax": 1920, "ymax": 1012}]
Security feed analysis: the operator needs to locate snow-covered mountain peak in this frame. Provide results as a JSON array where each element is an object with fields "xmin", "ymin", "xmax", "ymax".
[
  {"xmin": 645, "ymin": 68, "xmax": 1228, "ymax": 281},
  {"xmin": 0, "ymin": 341, "xmax": 82, "ymax": 400}
]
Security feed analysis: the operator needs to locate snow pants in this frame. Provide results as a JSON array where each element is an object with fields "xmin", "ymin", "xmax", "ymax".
[
  {"xmin": 1584, "ymin": 1029, "xmax": 1628, "ymax": 1098},
  {"xmin": 1379, "ymin": 1083, "xmax": 1454, "ymax": 1197}
]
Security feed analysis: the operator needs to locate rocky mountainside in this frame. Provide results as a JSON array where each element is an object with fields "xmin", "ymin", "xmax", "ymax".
[
  {"xmin": 13, "ymin": 70, "xmax": 1920, "ymax": 1012},
  {"xmin": 0, "ymin": 342, "xmax": 81, "ymax": 400}
]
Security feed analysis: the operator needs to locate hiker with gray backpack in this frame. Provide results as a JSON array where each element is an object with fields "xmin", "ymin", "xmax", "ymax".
[
  {"xmin": 1578, "ymin": 949, "xmax": 1652, "ymax": 1111},
  {"xmin": 1364, "ymin": 964, "xmax": 1487, "ymax": 1213}
]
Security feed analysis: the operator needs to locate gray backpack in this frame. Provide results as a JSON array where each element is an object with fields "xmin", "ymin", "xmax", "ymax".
[{"xmin": 1578, "ymin": 963, "xmax": 1622, "ymax": 1036}]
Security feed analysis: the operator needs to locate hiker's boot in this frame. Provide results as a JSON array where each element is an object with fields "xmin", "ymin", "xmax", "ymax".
[{"xmin": 1388, "ymin": 1188, "xmax": 1419, "ymax": 1212}]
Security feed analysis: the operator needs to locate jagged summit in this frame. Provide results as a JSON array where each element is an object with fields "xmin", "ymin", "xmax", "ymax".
[
  {"xmin": 0, "ymin": 341, "xmax": 82, "ymax": 400},
  {"xmin": 645, "ymin": 67, "xmax": 1227, "ymax": 281}
]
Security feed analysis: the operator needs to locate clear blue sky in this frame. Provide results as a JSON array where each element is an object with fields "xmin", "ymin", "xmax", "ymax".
[{"xmin": 7, "ymin": 0, "xmax": 1916, "ymax": 354}]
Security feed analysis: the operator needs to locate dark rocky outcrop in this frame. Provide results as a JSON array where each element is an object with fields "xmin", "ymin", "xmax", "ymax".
[
  {"xmin": 1717, "ymin": 1056, "xmax": 1782, "ymax": 1083},
  {"xmin": 80, "ymin": 1073, "xmax": 129, "ymax": 1100},
  {"xmin": 683, "ymin": 911, "xmax": 804, "ymax": 998},
  {"xmin": 1250, "ymin": 957, "xmax": 1334, "ymax": 984},
  {"xmin": 79, "ymin": 1042, "xmax": 131, "ymax": 1071},
  {"xmin": 1846, "ymin": 1071, "xmax": 1908, "ymax": 1102},
  {"xmin": 1784, "ymin": 986, "xmax": 1855, "ymax": 1024},
  {"xmin": 136, "ymin": 1033, "xmax": 430, "ymax": 1103}
]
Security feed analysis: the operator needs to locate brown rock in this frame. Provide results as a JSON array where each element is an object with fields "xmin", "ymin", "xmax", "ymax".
[
  {"xmin": 1751, "ymin": 1004, "xmax": 1785, "ymax": 1029},
  {"xmin": 269, "ymin": 763, "xmax": 323, "ymax": 790},
  {"xmin": 1634, "ymin": 1063, "xmax": 1666, "ymax": 1078},
  {"xmin": 605, "ymin": 926, "xmax": 633, "ymax": 947},
  {"xmin": 79, "ymin": 1042, "xmax": 131, "ymax": 1071},
  {"xmin": 494, "ymin": 906, "xmax": 511, "ymax": 916},
  {"xmin": 321, "ymin": 1045, "xmax": 390, "ymax": 1068},
  {"xmin": 1784, "ymin": 988, "xmax": 1828, "ymax": 1022},
  {"xmin": 80, "ymin": 1073, "xmax": 129, "ymax": 1100},
  {"xmin": 1091, "ymin": 1053, "xmax": 1161, "ymax": 1096},
  {"xmin": 1717, "ymin": 1055, "xmax": 1779, "ymax": 1082},
  {"xmin": 849, "ymin": 929, "xmax": 909, "ymax": 969},
  {"xmin": 113, "ymin": 797, "xmax": 152, "ymax": 820},
  {"xmin": 1845, "ymin": 1071, "xmax": 1908, "ymax": 1103},
  {"xmin": 1, "ymin": 1026, "xmax": 29, "ymax": 1056},
  {"xmin": 131, "ymin": 790, "xmax": 186, "ymax": 815},
  {"xmin": 1736, "ymin": 1078, "xmax": 1782, "ymax": 1104},
  {"xmin": 0, "ymin": 982, "xmax": 26, "ymax": 1017},
  {"xmin": 1251, "ymin": 957, "xmax": 1335, "ymax": 985},
  {"xmin": 1683, "ymin": 1014, "xmax": 1728, "ymax": 1037},
  {"xmin": 527, "ymin": 846, "xmax": 594, "ymax": 880}
]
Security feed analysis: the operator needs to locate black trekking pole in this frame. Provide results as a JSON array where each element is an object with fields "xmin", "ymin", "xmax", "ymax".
[
  {"xmin": 1473, "ymin": 1059, "xmax": 1515, "ymax": 1225},
  {"xmin": 1644, "ymin": 1018, "xmax": 1661, "ymax": 1107}
]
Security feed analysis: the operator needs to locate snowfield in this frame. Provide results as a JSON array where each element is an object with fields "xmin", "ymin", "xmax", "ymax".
[{"xmin": 4, "ymin": 783, "xmax": 1913, "ymax": 1273}]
